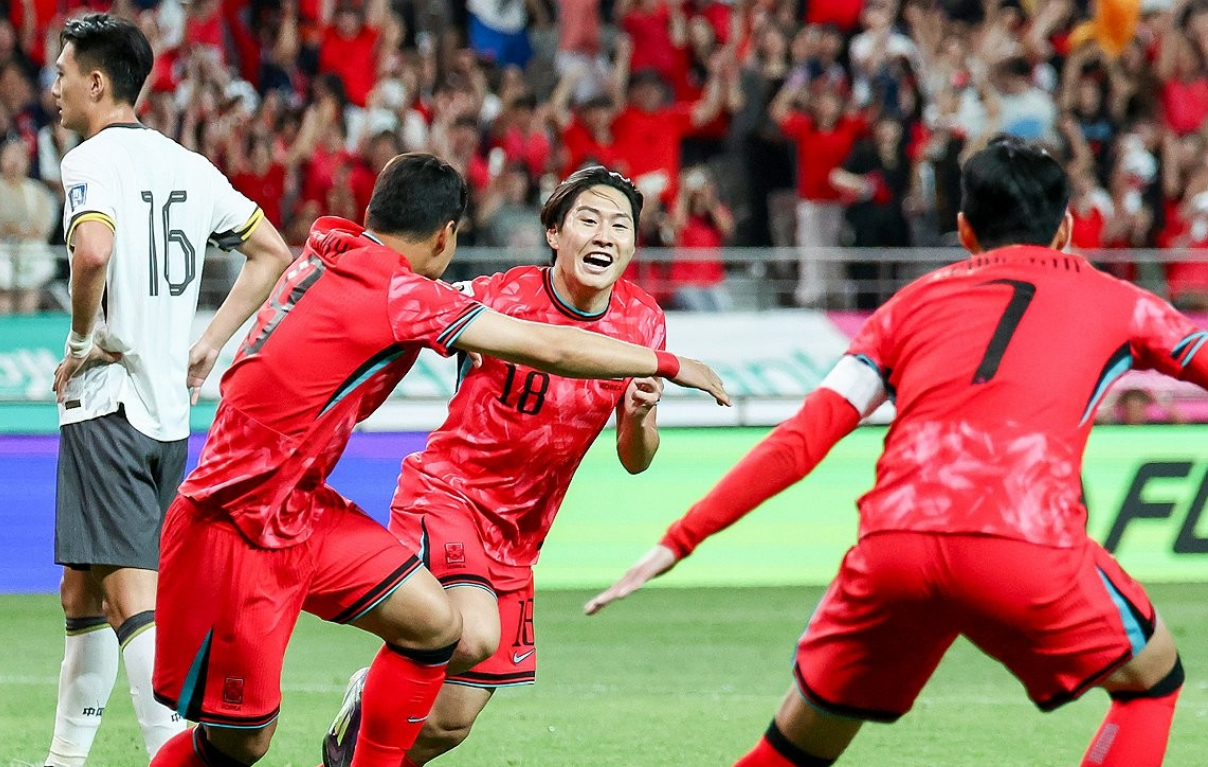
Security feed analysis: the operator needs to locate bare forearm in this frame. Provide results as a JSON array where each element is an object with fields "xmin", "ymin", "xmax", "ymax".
[
  {"xmin": 455, "ymin": 314, "xmax": 666, "ymax": 380},
  {"xmin": 617, "ymin": 410, "xmax": 659, "ymax": 473},
  {"xmin": 519, "ymin": 325, "xmax": 661, "ymax": 378},
  {"xmin": 199, "ymin": 252, "xmax": 287, "ymax": 349},
  {"xmin": 70, "ymin": 259, "xmax": 107, "ymax": 336}
]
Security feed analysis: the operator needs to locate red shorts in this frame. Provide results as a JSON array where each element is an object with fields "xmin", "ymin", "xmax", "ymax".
[
  {"xmin": 391, "ymin": 496, "xmax": 535, "ymax": 688},
  {"xmin": 795, "ymin": 532, "xmax": 1155, "ymax": 721},
  {"xmin": 153, "ymin": 490, "xmax": 422, "ymax": 727}
]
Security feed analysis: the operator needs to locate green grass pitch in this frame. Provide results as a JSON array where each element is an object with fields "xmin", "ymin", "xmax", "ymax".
[{"xmin": 3, "ymin": 584, "xmax": 1206, "ymax": 766}]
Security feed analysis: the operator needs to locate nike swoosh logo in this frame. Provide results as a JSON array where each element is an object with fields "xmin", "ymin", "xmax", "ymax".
[
  {"xmin": 407, "ymin": 715, "xmax": 427, "ymax": 723},
  {"xmin": 512, "ymin": 650, "xmax": 535, "ymax": 664}
]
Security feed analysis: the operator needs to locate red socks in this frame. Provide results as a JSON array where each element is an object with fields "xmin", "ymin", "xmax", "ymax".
[
  {"xmin": 734, "ymin": 736, "xmax": 797, "ymax": 767},
  {"xmin": 1081, "ymin": 687, "xmax": 1180, "ymax": 767},
  {"xmin": 733, "ymin": 723, "xmax": 835, "ymax": 767},
  {"xmin": 349, "ymin": 642, "xmax": 455, "ymax": 767},
  {"xmin": 149, "ymin": 727, "xmax": 250, "ymax": 767}
]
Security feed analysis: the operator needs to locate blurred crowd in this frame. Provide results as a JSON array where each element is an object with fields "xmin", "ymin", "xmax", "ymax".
[{"xmin": 1, "ymin": 0, "xmax": 1208, "ymax": 314}]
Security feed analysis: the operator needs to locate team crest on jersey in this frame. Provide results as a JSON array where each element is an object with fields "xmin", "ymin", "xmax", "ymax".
[
  {"xmin": 445, "ymin": 542, "xmax": 466, "ymax": 567},
  {"xmin": 222, "ymin": 677, "xmax": 244, "ymax": 707},
  {"xmin": 68, "ymin": 184, "xmax": 87, "ymax": 210}
]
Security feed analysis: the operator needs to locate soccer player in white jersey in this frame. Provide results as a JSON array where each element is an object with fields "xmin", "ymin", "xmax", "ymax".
[{"xmin": 44, "ymin": 13, "xmax": 294, "ymax": 766}]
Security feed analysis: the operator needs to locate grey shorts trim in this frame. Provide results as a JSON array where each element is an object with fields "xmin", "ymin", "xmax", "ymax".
[{"xmin": 55, "ymin": 408, "xmax": 187, "ymax": 570}]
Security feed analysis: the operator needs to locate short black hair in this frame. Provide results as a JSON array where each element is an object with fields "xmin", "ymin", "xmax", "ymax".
[
  {"xmin": 365, "ymin": 152, "xmax": 468, "ymax": 240},
  {"xmin": 960, "ymin": 135, "xmax": 1070, "ymax": 250},
  {"xmin": 540, "ymin": 165, "xmax": 643, "ymax": 232},
  {"xmin": 60, "ymin": 13, "xmax": 152, "ymax": 106}
]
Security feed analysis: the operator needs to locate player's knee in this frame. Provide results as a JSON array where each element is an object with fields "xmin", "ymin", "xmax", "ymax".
[
  {"xmin": 59, "ymin": 571, "xmax": 102, "ymax": 617},
  {"xmin": 451, "ymin": 626, "xmax": 498, "ymax": 671},
  {"xmin": 1110, "ymin": 655, "xmax": 1184, "ymax": 702},
  {"xmin": 1105, "ymin": 621, "xmax": 1179, "ymax": 693},
  {"xmin": 389, "ymin": 590, "xmax": 462, "ymax": 650}
]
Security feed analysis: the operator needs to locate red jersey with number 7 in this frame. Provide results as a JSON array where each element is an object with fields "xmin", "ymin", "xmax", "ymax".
[
  {"xmin": 179, "ymin": 217, "xmax": 485, "ymax": 548},
  {"xmin": 849, "ymin": 245, "xmax": 1208, "ymax": 547},
  {"xmin": 396, "ymin": 265, "xmax": 666, "ymax": 568}
]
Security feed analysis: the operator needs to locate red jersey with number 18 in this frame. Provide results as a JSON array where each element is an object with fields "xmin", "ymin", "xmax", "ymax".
[
  {"xmin": 848, "ymin": 245, "xmax": 1208, "ymax": 547},
  {"xmin": 396, "ymin": 265, "xmax": 666, "ymax": 568},
  {"xmin": 179, "ymin": 217, "xmax": 485, "ymax": 549}
]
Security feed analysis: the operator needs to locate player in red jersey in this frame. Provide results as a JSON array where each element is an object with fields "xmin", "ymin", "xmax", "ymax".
[
  {"xmin": 588, "ymin": 136, "xmax": 1205, "ymax": 767},
  {"xmin": 147, "ymin": 154, "xmax": 729, "ymax": 767},
  {"xmin": 320, "ymin": 165, "xmax": 671, "ymax": 767}
]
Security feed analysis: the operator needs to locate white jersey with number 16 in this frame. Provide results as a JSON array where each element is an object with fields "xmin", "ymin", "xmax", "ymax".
[{"xmin": 58, "ymin": 123, "xmax": 262, "ymax": 441}]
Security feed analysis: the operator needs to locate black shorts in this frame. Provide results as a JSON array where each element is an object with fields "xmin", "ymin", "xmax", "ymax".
[{"xmin": 55, "ymin": 407, "xmax": 187, "ymax": 570}]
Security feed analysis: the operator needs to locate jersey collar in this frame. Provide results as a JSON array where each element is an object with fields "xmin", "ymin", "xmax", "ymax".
[{"xmin": 541, "ymin": 267, "xmax": 610, "ymax": 321}]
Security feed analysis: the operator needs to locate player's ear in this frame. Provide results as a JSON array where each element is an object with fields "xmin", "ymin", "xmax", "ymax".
[
  {"xmin": 956, "ymin": 212, "xmax": 982, "ymax": 254},
  {"xmin": 1051, "ymin": 210, "xmax": 1073, "ymax": 252},
  {"xmin": 545, "ymin": 226, "xmax": 559, "ymax": 252},
  {"xmin": 433, "ymin": 220, "xmax": 456, "ymax": 257},
  {"xmin": 89, "ymin": 68, "xmax": 106, "ymax": 102}
]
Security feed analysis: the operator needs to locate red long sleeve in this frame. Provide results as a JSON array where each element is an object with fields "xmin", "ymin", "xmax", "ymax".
[{"xmin": 660, "ymin": 388, "xmax": 861, "ymax": 559}]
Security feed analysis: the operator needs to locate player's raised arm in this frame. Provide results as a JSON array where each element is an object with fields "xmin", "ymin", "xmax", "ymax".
[
  {"xmin": 451, "ymin": 310, "xmax": 731, "ymax": 406},
  {"xmin": 189, "ymin": 217, "xmax": 295, "ymax": 403},
  {"xmin": 585, "ymin": 356, "xmax": 884, "ymax": 614}
]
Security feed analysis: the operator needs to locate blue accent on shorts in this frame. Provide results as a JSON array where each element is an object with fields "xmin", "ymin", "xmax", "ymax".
[
  {"xmin": 1098, "ymin": 569, "xmax": 1147, "ymax": 657},
  {"xmin": 177, "ymin": 629, "xmax": 213, "ymax": 720}
]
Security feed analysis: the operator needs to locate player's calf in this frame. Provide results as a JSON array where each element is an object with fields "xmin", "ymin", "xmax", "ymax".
[
  {"xmin": 1082, "ymin": 654, "xmax": 1183, "ymax": 767},
  {"xmin": 150, "ymin": 723, "xmax": 274, "ymax": 766},
  {"xmin": 406, "ymin": 684, "xmax": 495, "ymax": 765}
]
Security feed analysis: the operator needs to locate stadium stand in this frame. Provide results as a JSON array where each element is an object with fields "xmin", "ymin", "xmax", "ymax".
[{"xmin": 1, "ymin": 0, "xmax": 1207, "ymax": 314}]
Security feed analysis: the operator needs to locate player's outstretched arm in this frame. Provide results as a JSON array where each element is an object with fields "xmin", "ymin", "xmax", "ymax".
[
  {"xmin": 189, "ymin": 219, "xmax": 295, "ymax": 403},
  {"xmin": 585, "ymin": 386, "xmax": 862, "ymax": 615},
  {"xmin": 453, "ymin": 310, "xmax": 731, "ymax": 406}
]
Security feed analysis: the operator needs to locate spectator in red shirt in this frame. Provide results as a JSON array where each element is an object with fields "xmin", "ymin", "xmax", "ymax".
[
  {"xmin": 687, "ymin": 0, "xmax": 732, "ymax": 45},
  {"xmin": 770, "ymin": 74, "xmax": 867, "ymax": 307},
  {"xmin": 183, "ymin": 0, "xmax": 226, "ymax": 63},
  {"xmin": 803, "ymin": 0, "xmax": 862, "ymax": 34},
  {"xmin": 228, "ymin": 130, "xmax": 287, "ymax": 227},
  {"xmin": 669, "ymin": 164, "xmax": 734, "ymax": 311},
  {"xmin": 489, "ymin": 92, "xmax": 553, "ymax": 180},
  {"xmin": 617, "ymin": 0, "xmax": 687, "ymax": 89},
  {"xmin": 317, "ymin": 0, "xmax": 387, "ymax": 107},
  {"xmin": 609, "ymin": 30, "xmax": 729, "ymax": 208},
  {"xmin": 1067, "ymin": 163, "xmax": 1116, "ymax": 253},
  {"xmin": 550, "ymin": 64, "xmax": 626, "ymax": 177}
]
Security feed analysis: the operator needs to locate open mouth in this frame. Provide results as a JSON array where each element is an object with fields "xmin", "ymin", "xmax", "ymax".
[{"xmin": 583, "ymin": 252, "xmax": 613, "ymax": 270}]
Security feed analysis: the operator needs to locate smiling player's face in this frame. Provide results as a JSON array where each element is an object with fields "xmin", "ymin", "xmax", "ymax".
[{"xmin": 547, "ymin": 185, "xmax": 636, "ymax": 295}]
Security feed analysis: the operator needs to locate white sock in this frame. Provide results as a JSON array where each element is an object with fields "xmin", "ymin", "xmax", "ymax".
[
  {"xmin": 45, "ymin": 617, "xmax": 119, "ymax": 767},
  {"xmin": 118, "ymin": 613, "xmax": 185, "ymax": 757}
]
